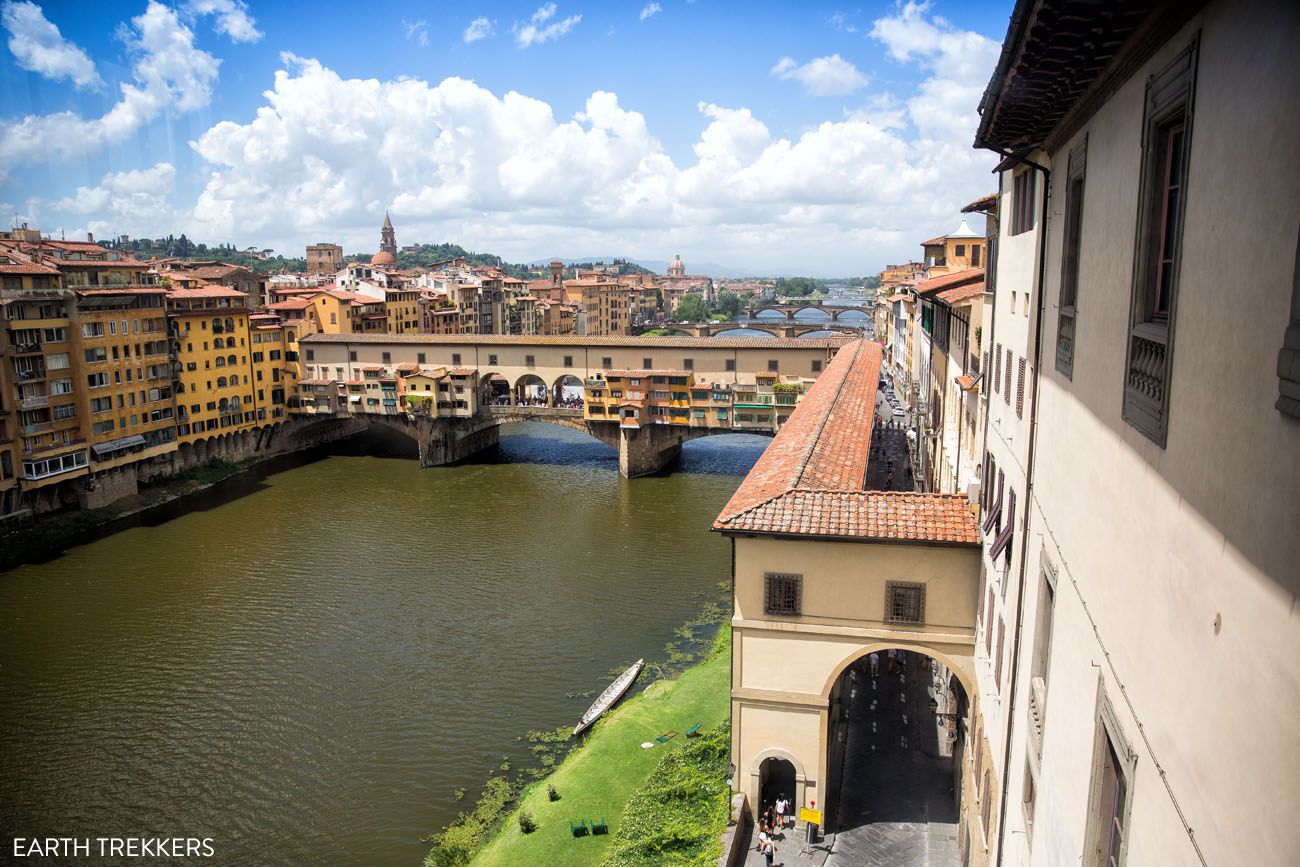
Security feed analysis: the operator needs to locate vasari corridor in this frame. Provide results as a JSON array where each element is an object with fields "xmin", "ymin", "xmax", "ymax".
[{"xmin": 2, "ymin": 2, "xmax": 1298, "ymax": 867}]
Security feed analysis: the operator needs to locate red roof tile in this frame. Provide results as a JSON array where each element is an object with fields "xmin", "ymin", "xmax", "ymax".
[
  {"xmin": 713, "ymin": 338, "xmax": 979, "ymax": 546},
  {"xmin": 917, "ymin": 268, "xmax": 984, "ymax": 298},
  {"xmin": 936, "ymin": 281, "xmax": 986, "ymax": 305}
]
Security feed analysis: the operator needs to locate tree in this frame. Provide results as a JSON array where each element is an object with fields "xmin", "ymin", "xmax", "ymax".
[
  {"xmin": 674, "ymin": 294, "xmax": 709, "ymax": 322},
  {"xmin": 714, "ymin": 290, "xmax": 742, "ymax": 319},
  {"xmin": 775, "ymin": 276, "xmax": 816, "ymax": 297}
]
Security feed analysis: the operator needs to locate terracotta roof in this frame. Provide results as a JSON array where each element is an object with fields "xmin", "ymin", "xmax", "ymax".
[
  {"xmin": 936, "ymin": 281, "xmax": 986, "ymax": 305},
  {"xmin": 73, "ymin": 286, "xmax": 167, "ymax": 295},
  {"xmin": 606, "ymin": 369, "xmax": 691, "ymax": 378},
  {"xmin": 269, "ymin": 298, "xmax": 313, "ymax": 311},
  {"xmin": 395, "ymin": 362, "xmax": 419, "ymax": 372},
  {"xmin": 885, "ymin": 293, "xmax": 911, "ymax": 303},
  {"xmin": 921, "ymin": 235, "xmax": 947, "ymax": 247},
  {"xmin": 445, "ymin": 366, "xmax": 477, "ymax": 376},
  {"xmin": 917, "ymin": 268, "xmax": 984, "ymax": 298},
  {"xmin": 301, "ymin": 333, "xmax": 852, "ymax": 349},
  {"xmin": 713, "ymin": 338, "xmax": 979, "ymax": 546},
  {"xmin": 956, "ymin": 375, "xmax": 979, "ymax": 392},
  {"xmin": 0, "ymin": 254, "xmax": 58, "ymax": 274},
  {"xmin": 962, "ymin": 193, "xmax": 998, "ymax": 214},
  {"xmin": 167, "ymin": 285, "xmax": 246, "ymax": 299}
]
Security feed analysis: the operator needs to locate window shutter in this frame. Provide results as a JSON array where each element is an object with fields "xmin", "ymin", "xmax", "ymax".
[
  {"xmin": 1016, "ymin": 357, "xmax": 1027, "ymax": 418},
  {"xmin": 1005, "ymin": 350, "xmax": 1013, "ymax": 404},
  {"xmin": 1057, "ymin": 137, "xmax": 1088, "ymax": 378},
  {"xmin": 994, "ymin": 344, "xmax": 1002, "ymax": 394}
]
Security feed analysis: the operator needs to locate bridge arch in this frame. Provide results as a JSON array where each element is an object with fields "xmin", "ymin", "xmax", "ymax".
[
  {"xmin": 514, "ymin": 373, "xmax": 548, "ymax": 407},
  {"xmin": 479, "ymin": 372, "xmax": 510, "ymax": 406},
  {"xmin": 713, "ymin": 326, "xmax": 781, "ymax": 338},
  {"xmin": 793, "ymin": 306, "xmax": 832, "ymax": 321},
  {"xmin": 551, "ymin": 374, "xmax": 584, "ymax": 409}
]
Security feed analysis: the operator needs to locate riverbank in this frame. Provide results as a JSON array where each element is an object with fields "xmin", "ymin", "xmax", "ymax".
[{"xmin": 467, "ymin": 624, "xmax": 732, "ymax": 867}]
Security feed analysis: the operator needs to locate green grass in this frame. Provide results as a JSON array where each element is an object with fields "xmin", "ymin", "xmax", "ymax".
[{"xmin": 470, "ymin": 625, "xmax": 731, "ymax": 867}]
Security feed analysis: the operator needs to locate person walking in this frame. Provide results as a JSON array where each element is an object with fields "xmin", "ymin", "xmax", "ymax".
[
  {"xmin": 869, "ymin": 652, "xmax": 880, "ymax": 677},
  {"xmin": 761, "ymin": 836, "xmax": 776, "ymax": 867},
  {"xmin": 775, "ymin": 795, "xmax": 788, "ymax": 830}
]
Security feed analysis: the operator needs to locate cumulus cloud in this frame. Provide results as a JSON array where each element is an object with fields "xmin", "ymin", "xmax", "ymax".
[
  {"xmin": 513, "ymin": 3, "xmax": 580, "ymax": 48},
  {"xmin": 0, "ymin": 2, "xmax": 219, "ymax": 176},
  {"xmin": 2, "ymin": 0, "xmax": 102, "ymax": 88},
  {"xmin": 639, "ymin": 3, "xmax": 661, "ymax": 21},
  {"xmin": 463, "ymin": 16, "xmax": 493, "ymax": 43},
  {"xmin": 179, "ymin": 2, "xmax": 999, "ymax": 274},
  {"xmin": 56, "ymin": 162, "xmax": 176, "ymax": 216},
  {"xmin": 186, "ymin": 0, "xmax": 262, "ymax": 43},
  {"xmin": 771, "ymin": 54, "xmax": 868, "ymax": 96}
]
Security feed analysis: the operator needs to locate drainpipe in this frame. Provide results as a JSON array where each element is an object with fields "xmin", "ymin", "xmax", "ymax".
[{"xmin": 993, "ymin": 150, "xmax": 1050, "ymax": 867}]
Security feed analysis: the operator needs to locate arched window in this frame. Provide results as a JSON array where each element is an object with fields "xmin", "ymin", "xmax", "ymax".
[
  {"xmin": 214, "ymin": 337, "xmax": 224, "ymax": 349},
  {"xmin": 217, "ymin": 376, "xmax": 228, "ymax": 388},
  {"xmin": 211, "ymin": 317, "xmax": 222, "ymax": 332},
  {"xmin": 225, "ymin": 318, "xmax": 235, "ymax": 332},
  {"xmin": 215, "ymin": 357, "xmax": 226, "ymax": 367},
  {"xmin": 227, "ymin": 354, "xmax": 237, "ymax": 366}
]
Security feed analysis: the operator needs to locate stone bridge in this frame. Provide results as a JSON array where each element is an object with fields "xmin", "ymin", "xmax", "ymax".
[
  {"xmin": 636, "ymin": 322, "xmax": 864, "ymax": 338},
  {"xmin": 319, "ymin": 406, "xmax": 773, "ymax": 477},
  {"xmin": 747, "ymin": 303, "xmax": 874, "ymax": 321}
]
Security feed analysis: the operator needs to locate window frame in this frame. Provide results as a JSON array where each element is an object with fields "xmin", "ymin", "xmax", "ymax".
[
  {"xmin": 763, "ymin": 572, "xmax": 802, "ymax": 617},
  {"xmin": 1122, "ymin": 37, "xmax": 1199, "ymax": 446},
  {"xmin": 1011, "ymin": 169, "xmax": 1036, "ymax": 236},
  {"xmin": 884, "ymin": 580, "xmax": 926, "ymax": 625},
  {"xmin": 1084, "ymin": 687, "xmax": 1137, "ymax": 867},
  {"xmin": 1057, "ymin": 136, "xmax": 1088, "ymax": 378}
]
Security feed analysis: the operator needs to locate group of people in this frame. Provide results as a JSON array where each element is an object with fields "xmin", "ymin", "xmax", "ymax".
[
  {"xmin": 483, "ymin": 394, "xmax": 586, "ymax": 408},
  {"xmin": 755, "ymin": 795, "xmax": 791, "ymax": 865}
]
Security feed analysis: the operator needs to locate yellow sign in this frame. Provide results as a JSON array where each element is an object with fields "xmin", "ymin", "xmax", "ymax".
[{"xmin": 799, "ymin": 807, "xmax": 822, "ymax": 825}]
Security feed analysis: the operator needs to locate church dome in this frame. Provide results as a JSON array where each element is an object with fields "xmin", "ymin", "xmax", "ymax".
[{"xmin": 372, "ymin": 250, "xmax": 396, "ymax": 266}]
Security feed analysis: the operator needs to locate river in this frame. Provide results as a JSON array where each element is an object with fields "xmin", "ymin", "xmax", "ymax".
[{"xmin": 0, "ymin": 423, "xmax": 765, "ymax": 866}]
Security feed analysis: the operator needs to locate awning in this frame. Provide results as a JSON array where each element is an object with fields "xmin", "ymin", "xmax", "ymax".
[
  {"xmin": 349, "ymin": 396, "xmax": 361, "ymax": 403},
  {"xmin": 91, "ymin": 434, "xmax": 146, "ymax": 457}
]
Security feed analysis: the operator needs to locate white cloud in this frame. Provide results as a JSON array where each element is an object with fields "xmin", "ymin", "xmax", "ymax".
[
  {"xmin": 639, "ymin": 3, "xmax": 661, "ymax": 22},
  {"xmin": 463, "ymin": 16, "xmax": 493, "ymax": 43},
  {"xmin": 828, "ymin": 11, "xmax": 858, "ymax": 33},
  {"xmin": 186, "ymin": 0, "xmax": 262, "ymax": 43},
  {"xmin": 404, "ymin": 18, "xmax": 429, "ymax": 47},
  {"xmin": 2, "ymin": 0, "xmax": 102, "ymax": 88},
  {"xmin": 51, "ymin": 162, "xmax": 177, "ymax": 239},
  {"xmin": 513, "ymin": 3, "xmax": 580, "ymax": 48},
  {"xmin": 771, "ymin": 54, "xmax": 868, "ymax": 96},
  {"xmin": 0, "ymin": 2, "xmax": 219, "ymax": 176},
  {"xmin": 176, "ymin": 5, "xmax": 998, "ymax": 275}
]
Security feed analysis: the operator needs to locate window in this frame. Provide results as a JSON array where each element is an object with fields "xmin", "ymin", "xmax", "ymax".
[
  {"xmin": 956, "ymin": 244, "xmax": 966, "ymax": 257},
  {"xmin": 983, "ymin": 469, "xmax": 1004, "ymax": 536},
  {"xmin": 767, "ymin": 359, "xmax": 778, "ymax": 372},
  {"xmin": 972, "ymin": 243, "xmax": 981, "ymax": 267},
  {"xmin": 417, "ymin": 352, "xmax": 426, "ymax": 364},
  {"xmin": 1057, "ymin": 137, "xmax": 1088, "ymax": 378},
  {"xmin": 452, "ymin": 353, "xmax": 461, "ymax": 365},
  {"xmin": 87, "ymin": 372, "xmax": 108, "ymax": 388},
  {"xmin": 382, "ymin": 352, "xmax": 391, "ymax": 364},
  {"xmin": 990, "ymin": 488, "xmax": 1016, "ymax": 565},
  {"xmin": 525, "ymin": 354, "xmax": 535, "ymax": 367},
  {"xmin": 994, "ymin": 344, "xmax": 1002, "ymax": 394},
  {"xmin": 884, "ymin": 581, "xmax": 925, "ymax": 625},
  {"xmin": 306, "ymin": 349, "xmax": 315, "ymax": 361},
  {"xmin": 489, "ymin": 354, "xmax": 499, "ymax": 366},
  {"xmin": 1085, "ymin": 693, "xmax": 1135, "ymax": 867},
  {"xmin": 564, "ymin": 355, "xmax": 573, "ymax": 367},
  {"xmin": 1029, "ymin": 559, "xmax": 1057, "ymax": 753},
  {"xmin": 1278, "ymin": 232, "xmax": 1300, "ymax": 417},
  {"xmin": 349, "ymin": 350, "xmax": 358, "ymax": 361},
  {"xmin": 1011, "ymin": 169, "xmax": 1036, "ymax": 235},
  {"xmin": 1023, "ymin": 761, "xmax": 1037, "ymax": 837},
  {"xmin": 642, "ymin": 357, "xmax": 652, "ymax": 368},
  {"xmin": 1016, "ymin": 357, "xmax": 1026, "ymax": 418},
  {"xmin": 725, "ymin": 359, "xmax": 736, "ymax": 372},
  {"xmin": 811, "ymin": 359, "xmax": 822, "ymax": 372},
  {"xmin": 764, "ymin": 573, "xmax": 802, "ymax": 616},
  {"xmin": 1004, "ymin": 349, "xmax": 1012, "ymax": 405},
  {"xmin": 1124, "ymin": 39, "xmax": 1198, "ymax": 446},
  {"xmin": 682, "ymin": 358, "xmax": 693, "ymax": 371}
]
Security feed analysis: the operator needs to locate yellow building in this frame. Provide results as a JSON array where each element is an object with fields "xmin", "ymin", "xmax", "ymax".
[
  {"xmin": 566, "ymin": 279, "xmax": 633, "ymax": 336},
  {"xmin": 168, "ymin": 286, "xmax": 257, "ymax": 443},
  {"xmin": 922, "ymin": 219, "xmax": 986, "ymax": 275}
]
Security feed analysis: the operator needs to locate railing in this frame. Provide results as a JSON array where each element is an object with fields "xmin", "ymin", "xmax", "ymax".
[
  {"xmin": 20, "ymin": 395, "xmax": 49, "ymax": 409},
  {"xmin": 22, "ymin": 421, "xmax": 53, "ymax": 434}
]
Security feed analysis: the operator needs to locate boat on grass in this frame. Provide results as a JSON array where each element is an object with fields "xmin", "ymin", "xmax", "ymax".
[{"xmin": 573, "ymin": 659, "xmax": 644, "ymax": 737}]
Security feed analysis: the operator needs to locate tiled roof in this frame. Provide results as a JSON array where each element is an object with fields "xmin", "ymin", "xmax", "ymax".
[
  {"xmin": 167, "ymin": 285, "xmax": 246, "ymax": 299},
  {"xmin": 921, "ymin": 235, "xmax": 947, "ymax": 247},
  {"xmin": 301, "ymin": 332, "xmax": 852, "ymax": 349},
  {"xmin": 956, "ymin": 374, "xmax": 979, "ymax": 392},
  {"xmin": 606, "ymin": 369, "xmax": 691, "ymax": 378},
  {"xmin": 717, "ymin": 490, "xmax": 979, "ymax": 544},
  {"xmin": 962, "ymin": 193, "xmax": 998, "ymax": 214},
  {"xmin": 917, "ymin": 268, "xmax": 984, "ymax": 298},
  {"xmin": 937, "ymin": 281, "xmax": 986, "ymax": 305},
  {"xmin": 269, "ymin": 298, "xmax": 313, "ymax": 310},
  {"xmin": 714, "ymin": 338, "xmax": 979, "ymax": 546},
  {"xmin": 73, "ymin": 286, "xmax": 167, "ymax": 295}
]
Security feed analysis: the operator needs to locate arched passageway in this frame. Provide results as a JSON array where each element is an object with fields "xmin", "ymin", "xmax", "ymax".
[
  {"xmin": 514, "ymin": 374, "xmax": 548, "ymax": 407},
  {"xmin": 480, "ymin": 373, "xmax": 510, "ymax": 406},
  {"xmin": 824, "ymin": 648, "xmax": 967, "ymax": 863},
  {"xmin": 759, "ymin": 757, "xmax": 797, "ymax": 820},
  {"xmin": 551, "ymin": 374, "xmax": 584, "ymax": 409}
]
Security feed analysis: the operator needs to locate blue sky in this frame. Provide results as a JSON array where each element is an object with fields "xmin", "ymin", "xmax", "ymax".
[{"xmin": 0, "ymin": 1, "xmax": 1013, "ymax": 274}]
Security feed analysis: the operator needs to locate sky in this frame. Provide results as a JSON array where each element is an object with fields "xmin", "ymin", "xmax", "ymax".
[{"xmin": 0, "ymin": 0, "xmax": 1013, "ymax": 275}]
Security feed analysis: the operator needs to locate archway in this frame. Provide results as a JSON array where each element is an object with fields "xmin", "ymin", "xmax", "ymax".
[
  {"xmin": 479, "ymin": 373, "xmax": 510, "ymax": 406},
  {"xmin": 551, "ymin": 374, "xmax": 583, "ymax": 409},
  {"xmin": 793, "ymin": 307, "xmax": 832, "ymax": 321},
  {"xmin": 753, "ymin": 308, "xmax": 786, "ymax": 320},
  {"xmin": 514, "ymin": 374, "xmax": 547, "ymax": 407},
  {"xmin": 713, "ymin": 327, "xmax": 777, "ymax": 339},
  {"xmin": 759, "ymin": 757, "xmax": 797, "ymax": 820},
  {"xmin": 836, "ymin": 309, "xmax": 870, "ymax": 325},
  {"xmin": 824, "ymin": 647, "xmax": 968, "ymax": 862}
]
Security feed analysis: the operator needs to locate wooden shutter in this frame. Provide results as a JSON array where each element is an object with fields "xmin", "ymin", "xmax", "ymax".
[
  {"xmin": 1005, "ymin": 349, "xmax": 1013, "ymax": 404},
  {"xmin": 1016, "ymin": 357, "xmax": 1027, "ymax": 418},
  {"xmin": 994, "ymin": 344, "xmax": 1002, "ymax": 394}
]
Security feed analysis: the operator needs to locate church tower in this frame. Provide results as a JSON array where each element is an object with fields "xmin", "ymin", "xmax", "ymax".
[{"xmin": 373, "ymin": 212, "xmax": 398, "ymax": 266}]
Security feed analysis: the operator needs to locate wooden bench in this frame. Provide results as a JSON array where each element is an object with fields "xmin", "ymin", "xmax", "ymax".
[
  {"xmin": 569, "ymin": 820, "xmax": 588, "ymax": 838},
  {"xmin": 685, "ymin": 722, "xmax": 703, "ymax": 737}
]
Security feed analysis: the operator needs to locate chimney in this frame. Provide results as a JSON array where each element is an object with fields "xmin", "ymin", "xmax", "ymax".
[{"xmin": 87, "ymin": 232, "xmax": 94, "ymax": 243}]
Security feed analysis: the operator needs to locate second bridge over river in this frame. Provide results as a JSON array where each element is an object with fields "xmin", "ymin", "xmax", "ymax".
[{"xmin": 294, "ymin": 333, "xmax": 855, "ymax": 476}]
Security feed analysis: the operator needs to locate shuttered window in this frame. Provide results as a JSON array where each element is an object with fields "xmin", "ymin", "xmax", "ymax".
[
  {"xmin": 1123, "ymin": 38, "xmax": 1198, "ymax": 446},
  {"xmin": 764, "ymin": 573, "xmax": 802, "ymax": 616},
  {"xmin": 1057, "ymin": 137, "xmax": 1088, "ymax": 378},
  {"xmin": 994, "ymin": 344, "xmax": 1002, "ymax": 394},
  {"xmin": 1005, "ymin": 349, "xmax": 1013, "ymax": 404},
  {"xmin": 1016, "ymin": 357, "xmax": 1027, "ymax": 418}
]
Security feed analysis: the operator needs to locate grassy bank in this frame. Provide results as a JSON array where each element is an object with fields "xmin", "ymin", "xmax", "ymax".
[{"xmin": 465, "ymin": 624, "xmax": 731, "ymax": 867}]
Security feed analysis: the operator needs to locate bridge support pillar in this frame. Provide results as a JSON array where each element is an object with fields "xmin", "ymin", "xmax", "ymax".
[
  {"xmin": 619, "ymin": 425, "xmax": 686, "ymax": 478},
  {"xmin": 419, "ymin": 418, "xmax": 500, "ymax": 467}
]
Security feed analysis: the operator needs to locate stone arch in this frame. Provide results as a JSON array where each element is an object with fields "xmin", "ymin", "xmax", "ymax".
[
  {"xmin": 479, "ymin": 372, "xmax": 510, "ymax": 406},
  {"xmin": 551, "ymin": 373, "xmax": 584, "ymax": 409},
  {"xmin": 820, "ymin": 641, "xmax": 974, "ymax": 701},
  {"xmin": 714, "ymin": 326, "xmax": 781, "ymax": 338},
  {"xmin": 514, "ymin": 373, "xmax": 548, "ymax": 407},
  {"xmin": 749, "ymin": 748, "xmax": 810, "ymax": 820}
]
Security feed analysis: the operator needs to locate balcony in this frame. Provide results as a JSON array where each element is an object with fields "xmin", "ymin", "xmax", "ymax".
[
  {"xmin": 22, "ymin": 421, "xmax": 53, "ymax": 435},
  {"xmin": 13, "ymin": 341, "xmax": 41, "ymax": 354},
  {"xmin": 20, "ymin": 395, "xmax": 49, "ymax": 410}
]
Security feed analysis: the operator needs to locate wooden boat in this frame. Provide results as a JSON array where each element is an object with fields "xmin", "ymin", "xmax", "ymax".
[{"xmin": 573, "ymin": 659, "xmax": 644, "ymax": 737}]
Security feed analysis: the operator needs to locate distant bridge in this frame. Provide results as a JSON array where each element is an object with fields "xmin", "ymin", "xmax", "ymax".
[
  {"xmin": 746, "ymin": 303, "xmax": 874, "ymax": 322},
  {"xmin": 636, "ymin": 322, "xmax": 863, "ymax": 338}
]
